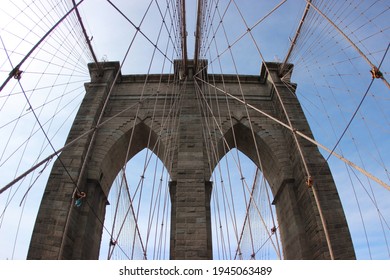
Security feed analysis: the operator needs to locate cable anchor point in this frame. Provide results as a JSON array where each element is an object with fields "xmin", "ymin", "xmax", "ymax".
[
  {"xmin": 370, "ymin": 66, "xmax": 383, "ymax": 79},
  {"xmin": 306, "ymin": 176, "xmax": 313, "ymax": 188},
  {"xmin": 11, "ymin": 67, "xmax": 23, "ymax": 80}
]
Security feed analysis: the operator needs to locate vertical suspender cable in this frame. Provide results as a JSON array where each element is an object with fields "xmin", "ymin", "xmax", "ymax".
[{"xmin": 0, "ymin": 0, "xmax": 85, "ymax": 93}]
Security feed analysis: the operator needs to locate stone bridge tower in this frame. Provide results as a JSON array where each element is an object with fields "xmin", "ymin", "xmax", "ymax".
[{"xmin": 27, "ymin": 59, "xmax": 355, "ymax": 260}]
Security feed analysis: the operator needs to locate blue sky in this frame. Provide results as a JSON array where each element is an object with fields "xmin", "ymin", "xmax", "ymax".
[{"xmin": 0, "ymin": 0, "xmax": 389, "ymax": 260}]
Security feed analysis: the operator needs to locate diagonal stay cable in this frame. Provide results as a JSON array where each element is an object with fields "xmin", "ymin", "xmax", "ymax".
[
  {"xmin": 105, "ymin": 0, "xmax": 173, "ymax": 64},
  {"xmin": 0, "ymin": 0, "xmax": 85, "ymax": 93},
  {"xmin": 195, "ymin": 76, "xmax": 390, "ymax": 192},
  {"xmin": 321, "ymin": 42, "xmax": 390, "ymax": 168},
  {"xmin": 305, "ymin": 0, "xmax": 390, "ymax": 90}
]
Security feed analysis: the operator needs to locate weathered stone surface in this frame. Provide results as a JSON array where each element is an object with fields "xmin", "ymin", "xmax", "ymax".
[{"xmin": 27, "ymin": 60, "xmax": 355, "ymax": 260}]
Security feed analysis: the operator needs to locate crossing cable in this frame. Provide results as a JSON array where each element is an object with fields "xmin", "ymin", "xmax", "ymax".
[
  {"xmin": 194, "ymin": 77, "xmax": 282, "ymax": 259},
  {"xmin": 142, "ymin": 10, "xmax": 179, "ymax": 256},
  {"xmin": 198, "ymin": 9, "xmax": 282, "ymax": 256},
  {"xmin": 108, "ymin": 74, "xmax": 183, "ymax": 259},
  {"xmin": 206, "ymin": 1, "xmax": 289, "ymax": 258},
  {"xmin": 207, "ymin": 42, "xmax": 245, "ymax": 257},
  {"xmin": 313, "ymin": 43, "xmax": 390, "ymax": 256},
  {"xmin": 1, "ymin": 40, "xmax": 114, "ymax": 260},
  {"xmin": 194, "ymin": 76, "xmax": 242, "ymax": 259},
  {"xmin": 296, "ymin": 52, "xmax": 381, "ymax": 258},
  {"xmin": 107, "ymin": 1, "xmax": 178, "ymax": 259},
  {"xmin": 109, "ymin": 84, "xmax": 183, "ymax": 259},
  {"xmin": 281, "ymin": 0, "xmax": 312, "ymax": 73},
  {"xmin": 194, "ymin": 69, "xmax": 240, "ymax": 259},
  {"xmin": 199, "ymin": 0, "xmax": 287, "ymax": 68},
  {"xmin": 305, "ymin": 0, "xmax": 390, "ymax": 90},
  {"xmin": 0, "ymin": 90, "xmax": 162, "ymax": 196},
  {"xmin": 71, "ymin": 0, "xmax": 101, "ymax": 72},
  {"xmin": 195, "ymin": 67, "xmax": 390, "ymax": 194},
  {"xmin": 154, "ymin": 0, "xmax": 181, "ymax": 58},
  {"xmin": 194, "ymin": 55, "xmax": 244, "ymax": 259},
  {"xmin": 236, "ymin": 168, "xmax": 260, "ymax": 259},
  {"xmin": 58, "ymin": 0, "xmax": 169, "ymax": 259},
  {"xmin": 105, "ymin": 0, "xmax": 173, "ymax": 64},
  {"xmin": 0, "ymin": 23, "xmax": 83, "ymax": 199},
  {"xmin": 194, "ymin": 66, "xmax": 239, "ymax": 260},
  {"xmin": 0, "ymin": 0, "xmax": 85, "ymax": 93},
  {"xmin": 0, "ymin": 0, "xmax": 87, "ymax": 67},
  {"xmin": 101, "ymin": 0, "xmax": 181, "ymax": 259},
  {"xmin": 319, "ymin": 42, "xmax": 390, "ymax": 173}
]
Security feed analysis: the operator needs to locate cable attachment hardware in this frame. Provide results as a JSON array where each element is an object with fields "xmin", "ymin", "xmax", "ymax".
[
  {"xmin": 74, "ymin": 191, "xmax": 86, "ymax": 207},
  {"xmin": 306, "ymin": 176, "xmax": 313, "ymax": 188},
  {"xmin": 10, "ymin": 67, "xmax": 23, "ymax": 80},
  {"xmin": 370, "ymin": 66, "xmax": 383, "ymax": 79},
  {"xmin": 109, "ymin": 238, "xmax": 117, "ymax": 246},
  {"xmin": 271, "ymin": 226, "xmax": 277, "ymax": 234}
]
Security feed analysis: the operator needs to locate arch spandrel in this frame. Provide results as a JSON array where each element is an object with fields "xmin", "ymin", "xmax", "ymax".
[
  {"xmin": 88, "ymin": 121, "xmax": 169, "ymax": 197},
  {"xmin": 214, "ymin": 121, "xmax": 293, "ymax": 198}
]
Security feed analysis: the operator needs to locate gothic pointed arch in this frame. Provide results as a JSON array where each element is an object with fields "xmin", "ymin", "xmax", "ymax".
[
  {"xmin": 88, "ymin": 121, "xmax": 168, "ymax": 197},
  {"xmin": 214, "ymin": 121, "xmax": 293, "ymax": 197}
]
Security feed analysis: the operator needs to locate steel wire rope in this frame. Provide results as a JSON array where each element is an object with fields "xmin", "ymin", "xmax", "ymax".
[
  {"xmin": 131, "ymin": 2, "xmax": 178, "ymax": 258},
  {"xmin": 237, "ymin": 168, "xmax": 261, "ymax": 259},
  {"xmin": 147, "ymin": 75, "xmax": 180, "ymax": 260},
  {"xmin": 232, "ymin": 0, "xmax": 390, "ymax": 259},
  {"xmin": 0, "ymin": 89, "xmax": 164, "ymax": 196},
  {"xmin": 194, "ymin": 69, "xmax": 236, "ymax": 259},
  {"xmin": 3, "ymin": 21, "xmax": 125, "ymax": 261},
  {"xmin": 154, "ymin": 0, "xmax": 181, "ymax": 58},
  {"xmin": 0, "ymin": 0, "xmax": 85, "ymax": 93},
  {"xmin": 195, "ymin": 52, "xmax": 244, "ymax": 258},
  {"xmin": 108, "ymin": 78, "xmax": 183, "ymax": 259},
  {"xmin": 201, "ymin": 2, "xmax": 256, "ymax": 259},
  {"xmin": 0, "ymin": 36, "xmax": 88, "ymax": 77},
  {"xmin": 109, "ymin": 87, "xmax": 183, "ymax": 259},
  {"xmin": 198, "ymin": 14, "xmax": 281, "ymax": 256},
  {"xmin": 305, "ymin": 0, "xmax": 390, "ymax": 89},
  {"xmin": 148, "ymin": 45, "xmax": 182, "ymax": 260},
  {"xmin": 0, "ymin": 2, "xmax": 99, "ymax": 255},
  {"xmin": 284, "ymin": 7, "xmax": 390, "ymax": 257},
  {"xmin": 347, "ymin": 165, "xmax": 390, "ymax": 259},
  {"xmin": 331, "ymin": 54, "xmax": 390, "ymax": 181},
  {"xmin": 207, "ymin": 57, "xmax": 242, "ymax": 259},
  {"xmin": 103, "ymin": 1, "xmax": 158, "ymax": 259},
  {"xmin": 194, "ymin": 74, "xmax": 277, "ymax": 258},
  {"xmin": 205, "ymin": 26, "xmax": 244, "ymax": 259},
  {"xmin": 298, "ymin": 56, "xmax": 377, "ymax": 259},
  {"xmin": 345, "ymin": 162, "xmax": 374, "ymax": 259},
  {"xmin": 314, "ymin": 43, "xmax": 389, "ymax": 181},
  {"xmin": 29, "ymin": 0, "xmax": 93, "ymax": 64},
  {"xmin": 57, "ymin": 0, "xmax": 167, "ymax": 259},
  {"xmin": 194, "ymin": 72, "xmax": 390, "ymax": 194},
  {"xmin": 0, "ymin": 95, "xmax": 81, "ymax": 218},
  {"xmin": 329, "ymin": 1, "xmax": 389, "ymax": 67},
  {"xmin": 105, "ymin": 0, "xmax": 175, "ymax": 259},
  {"xmin": 105, "ymin": 0, "xmax": 173, "ymax": 65},
  {"xmin": 196, "ymin": 71, "xmax": 241, "ymax": 254},
  {"xmin": 194, "ymin": 76, "xmax": 281, "ymax": 259},
  {"xmin": 324, "ymin": 47, "xmax": 389, "ymax": 259},
  {"xmin": 0, "ymin": 28, "xmax": 87, "ymax": 226},
  {"xmin": 226, "ymin": 2, "xmax": 283, "ymax": 258},
  {"xmin": 209, "ymin": 0, "xmax": 284, "ymax": 259}
]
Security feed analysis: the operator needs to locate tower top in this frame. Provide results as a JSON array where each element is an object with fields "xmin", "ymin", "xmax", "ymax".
[{"xmin": 174, "ymin": 59, "xmax": 208, "ymax": 79}]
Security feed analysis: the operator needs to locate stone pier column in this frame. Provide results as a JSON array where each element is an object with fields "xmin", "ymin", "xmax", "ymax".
[{"xmin": 169, "ymin": 61, "xmax": 213, "ymax": 259}]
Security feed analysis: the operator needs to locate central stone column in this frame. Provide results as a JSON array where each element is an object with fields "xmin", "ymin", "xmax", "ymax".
[{"xmin": 169, "ymin": 60, "xmax": 213, "ymax": 259}]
